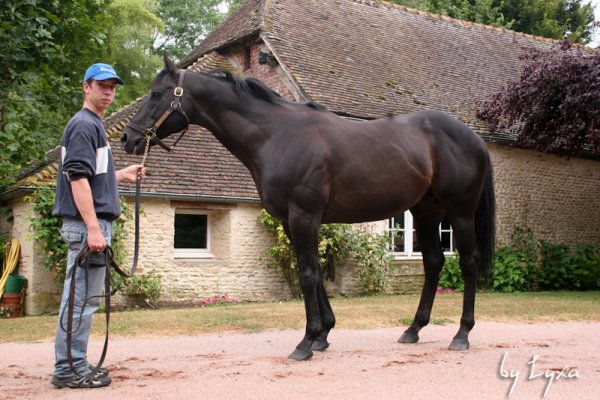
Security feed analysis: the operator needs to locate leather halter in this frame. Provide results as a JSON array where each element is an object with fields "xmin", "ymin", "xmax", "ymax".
[{"xmin": 127, "ymin": 69, "xmax": 190, "ymax": 152}]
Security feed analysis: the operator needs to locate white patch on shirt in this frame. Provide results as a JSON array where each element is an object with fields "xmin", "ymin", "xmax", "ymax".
[
  {"xmin": 96, "ymin": 146, "xmax": 110, "ymax": 175},
  {"xmin": 61, "ymin": 146, "xmax": 66, "ymax": 162}
]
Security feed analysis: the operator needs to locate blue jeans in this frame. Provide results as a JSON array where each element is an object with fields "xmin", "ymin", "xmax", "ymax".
[{"xmin": 53, "ymin": 218, "xmax": 112, "ymax": 378}]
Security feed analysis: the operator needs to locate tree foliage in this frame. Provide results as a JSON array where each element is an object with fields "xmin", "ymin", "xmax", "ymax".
[
  {"xmin": 0, "ymin": 0, "xmax": 237, "ymax": 185},
  {"xmin": 102, "ymin": 0, "xmax": 164, "ymax": 110},
  {"xmin": 390, "ymin": 0, "xmax": 596, "ymax": 44},
  {"xmin": 152, "ymin": 0, "xmax": 230, "ymax": 62},
  {"xmin": 477, "ymin": 39, "xmax": 599, "ymax": 157},
  {"xmin": 0, "ymin": 0, "xmax": 112, "ymax": 184}
]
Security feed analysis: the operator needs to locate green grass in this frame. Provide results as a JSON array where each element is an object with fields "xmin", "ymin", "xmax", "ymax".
[{"xmin": 1, "ymin": 292, "xmax": 599, "ymax": 343}]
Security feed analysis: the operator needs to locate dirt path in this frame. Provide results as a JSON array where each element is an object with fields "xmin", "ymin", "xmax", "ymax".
[{"xmin": 1, "ymin": 321, "xmax": 599, "ymax": 400}]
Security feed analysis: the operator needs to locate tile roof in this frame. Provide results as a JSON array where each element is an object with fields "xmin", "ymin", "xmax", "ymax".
[
  {"xmin": 262, "ymin": 0, "xmax": 556, "ymax": 131},
  {"xmin": 178, "ymin": 0, "xmax": 566, "ymax": 133},
  {"xmin": 180, "ymin": 0, "xmax": 266, "ymax": 67}
]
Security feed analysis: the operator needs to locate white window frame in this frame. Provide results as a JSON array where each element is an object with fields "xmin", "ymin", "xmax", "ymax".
[
  {"xmin": 389, "ymin": 211, "xmax": 454, "ymax": 259},
  {"xmin": 174, "ymin": 209, "xmax": 214, "ymax": 259}
]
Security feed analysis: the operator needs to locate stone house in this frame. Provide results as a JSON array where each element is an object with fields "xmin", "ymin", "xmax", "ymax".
[{"xmin": 2, "ymin": 0, "xmax": 599, "ymax": 315}]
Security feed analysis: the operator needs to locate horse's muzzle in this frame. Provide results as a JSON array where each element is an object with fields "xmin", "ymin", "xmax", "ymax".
[{"xmin": 120, "ymin": 130, "xmax": 145, "ymax": 155}]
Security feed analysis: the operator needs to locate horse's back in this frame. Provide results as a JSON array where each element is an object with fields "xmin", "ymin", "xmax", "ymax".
[{"xmin": 319, "ymin": 110, "xmax": 488, "ymax": 222}]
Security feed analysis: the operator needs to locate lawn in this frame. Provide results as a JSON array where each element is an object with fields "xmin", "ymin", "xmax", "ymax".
[{"xmin": 1, "ymin": 291, "xmax": 599, "ymax": 343}]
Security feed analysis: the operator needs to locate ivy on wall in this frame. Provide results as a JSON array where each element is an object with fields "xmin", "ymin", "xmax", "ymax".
[{"xmin": 257, "ymin": 209, "xmax": 393, "ymax": 297}]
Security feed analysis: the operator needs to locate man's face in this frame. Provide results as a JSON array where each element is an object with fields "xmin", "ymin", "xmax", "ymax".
[{"xmin": 84, "ymin": 78, "xmax": 118, "ymax": 112}]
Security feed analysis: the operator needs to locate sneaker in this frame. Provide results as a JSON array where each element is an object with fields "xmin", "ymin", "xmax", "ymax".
[
  {"xmin": 51, "ymin": 371, "xmax": 111, "ymax": 389},
  {"xmin": 88, "ymin": 366, "xmax": 109, "ymax": 378}
]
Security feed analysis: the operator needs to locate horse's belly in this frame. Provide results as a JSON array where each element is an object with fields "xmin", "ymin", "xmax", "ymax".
[{"xmin": 322, "ymin": 189, "xmax": 424, "ymax": 224}]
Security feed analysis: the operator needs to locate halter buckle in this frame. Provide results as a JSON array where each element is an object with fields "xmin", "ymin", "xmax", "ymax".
[{"xmin": 173, "ymin": 87, "xmax": 184, "ymax": 97}]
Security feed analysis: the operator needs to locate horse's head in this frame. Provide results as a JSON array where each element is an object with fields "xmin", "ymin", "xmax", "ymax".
[{"xmin": 121, "ymin": 55, "xmax": 191, "ymax": 155}]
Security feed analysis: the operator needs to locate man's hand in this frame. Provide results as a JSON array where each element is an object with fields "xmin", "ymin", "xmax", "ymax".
[
  {"xmin": 117, "ymin": 164, "xmax": 145, "ymax": 183},
  {"xmin": 87, "ymin": 225, "xmax": 107, "ymax": 253}
]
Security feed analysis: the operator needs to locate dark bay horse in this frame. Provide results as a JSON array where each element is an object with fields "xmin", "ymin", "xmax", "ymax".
[{"xmin": 121, "ymin": 57, "xmax": 495, "ymax": 361}]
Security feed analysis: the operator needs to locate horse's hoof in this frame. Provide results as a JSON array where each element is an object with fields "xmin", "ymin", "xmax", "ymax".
[
  {"xmin": 289, "ymin": 347, "xmax": 314, "ymax": 361},
  {"xmin": 398, "ymin": 331, "xmax": 419, "ymax": 344},
  {"xmin": 448, "ymin": 339, "xmax": 470, "ymax": 351},
  {"xmin": 311, "ymin": 339, "xmax": 330, "ymax": 352}
]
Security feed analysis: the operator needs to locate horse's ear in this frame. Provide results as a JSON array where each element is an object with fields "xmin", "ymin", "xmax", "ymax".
[{"xmin": 164, "ymin": 54, "xmax": 176, "ymax": 73}]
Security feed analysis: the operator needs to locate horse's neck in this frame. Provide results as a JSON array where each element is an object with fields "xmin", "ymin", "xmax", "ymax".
[{"xmin": 191, "ymin": 91, "xmax": 274, "ymax": 170}]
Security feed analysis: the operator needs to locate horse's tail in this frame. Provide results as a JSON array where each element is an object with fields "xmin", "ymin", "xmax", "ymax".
[{"xmin": 475, "ymin": 153, "xmax": 496, "ymax": 282}]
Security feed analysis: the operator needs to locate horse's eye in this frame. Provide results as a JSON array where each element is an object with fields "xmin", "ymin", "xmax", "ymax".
[{"xmin": 151, "ymin": 91, "xmax": 161, "ymax": 99}]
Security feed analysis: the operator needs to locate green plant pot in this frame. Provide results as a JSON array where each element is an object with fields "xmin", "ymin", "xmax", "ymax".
[{"xmin": 4, "ymin": 274, "xmax": 27, "ymax": 294}]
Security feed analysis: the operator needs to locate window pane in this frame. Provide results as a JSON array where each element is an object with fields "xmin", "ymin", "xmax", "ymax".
[
  {"xmin": 441, "ymin": 231, "xmax": 452, "ymax": 252},
  {"xmin": 393, "ymin": 216, "xmax": 404, "ymax": 229},
  {"xmin": 174, "ymin": 214, "xmax": 207, "ymax": 249},
  {"xmin": 392, "ymin": 231, "xmax": 405, "ymax": 252},
  {"xmin": 390, "ymin": 214, "xmax": 406, "ymax": 252}
]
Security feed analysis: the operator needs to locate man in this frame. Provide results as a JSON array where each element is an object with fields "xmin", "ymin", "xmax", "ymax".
[{"xmin": 51, "ymin": 63, "xmax": 144, "ymax": 388}]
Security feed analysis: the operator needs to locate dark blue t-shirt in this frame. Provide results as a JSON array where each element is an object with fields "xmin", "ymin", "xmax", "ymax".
[{"xmin": 52, "ymin": 108, "xmax": 120, "ymax": 221}]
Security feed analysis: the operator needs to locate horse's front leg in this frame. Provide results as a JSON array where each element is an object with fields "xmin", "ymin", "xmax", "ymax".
[
  {"xmin": 312, "ymin": 266, "xmax": 335, "ymax": 352},
  {"xmin": 283, "ymin": 222, "xmax": 335, "ymax": 355},
  {"xmin": 285, "ymin": 212, "xmax": 324, "ymax": 361}
]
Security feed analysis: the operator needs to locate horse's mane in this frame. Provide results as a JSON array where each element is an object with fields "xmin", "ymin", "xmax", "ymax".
[{"xmin": 205, "ymin": 69, "xmax": 326, "ymax": 111}]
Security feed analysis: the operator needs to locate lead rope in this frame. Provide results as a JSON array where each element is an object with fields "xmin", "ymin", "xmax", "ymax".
[
  {"xmin": 130, "ymin": 136, "xmax": 151, "ymax": 276},
  {"xmin": 63, "ymin": 245, "xmax": 127, "ymax": 381}
]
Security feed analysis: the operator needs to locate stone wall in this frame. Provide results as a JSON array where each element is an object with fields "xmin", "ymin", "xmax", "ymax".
[
  {"xmin": 489, "ymin": 143, "xmax": 600, "ymax": 247},
  {"xmin": 6, "ymin": 198, "xmax": 59, "ymax": 315},
  {"xmin": 120, "ymin": 198, "xmax": 292, "ymax": 303}
]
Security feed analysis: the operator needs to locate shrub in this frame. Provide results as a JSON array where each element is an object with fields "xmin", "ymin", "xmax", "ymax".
[
  {"xmin": 539, "ymin": 241, "xmax": 600, "ymax": 290},
  {"xmin": 349, "ymin": 229, "xmax": 392, "ymax": 295},
  {"xmin": 490, "ymin": 246, "xmax": 531, "ymax": 293},
  {"xmin": 115, "ymin": 270, "xmax": 163, "ymax": 307},
  {"xmin": 438, "ymin": 253, "xmax": 464, "ymax": 291},
  {"xmin": 571, "ymin": 244, "xmax": 600, "ymax": 290}
]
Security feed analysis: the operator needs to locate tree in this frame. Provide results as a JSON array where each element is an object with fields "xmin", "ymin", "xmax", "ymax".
[
  {"xmin": 152, "ymin": 0, "xmax": 227, "ymax": 62},
  {"xmin": 390, "ymin": 0, "xmax": 596, "ymax": 44},
  {"xmin": 101, "ymin": 0, "xmax": 165, "ymax": 110},
  {"xmin": 0, "ymin": 0, "xmax": 246, "ymax": 185},
  {"xmin": 0, "ymin": 0, "xmax": 112, "ymax": 184},
  {"xmin": 476, "ymin": 39, "xmax": 600, "ymax": 157}
]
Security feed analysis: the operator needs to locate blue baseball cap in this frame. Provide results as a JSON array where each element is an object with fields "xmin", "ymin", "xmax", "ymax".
[{"xmin": 83, "ymin": 63, "xmax": 124, "ymax": 84}]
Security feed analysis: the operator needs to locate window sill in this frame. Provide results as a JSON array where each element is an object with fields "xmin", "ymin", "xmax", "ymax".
[
  {"xmin": 174, "ymin": 251, "xmax": 214, "ymax": 259},
  {"xmin": 393, "ymin": 251, "xmax": 454, "ymax": 261}
]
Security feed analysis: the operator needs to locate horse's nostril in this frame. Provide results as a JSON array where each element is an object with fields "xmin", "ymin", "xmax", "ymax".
[{"xmin": 120, "ymin": 132, "xmax": 127, "ymax": 143}]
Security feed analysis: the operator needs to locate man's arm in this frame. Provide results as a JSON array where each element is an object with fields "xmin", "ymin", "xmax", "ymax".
[
  {"xmin": 70, "ymin": 178, "xmax": 106, "ymax": 252},
  {"xmin": 116, "ymin": 164, "xmax": 144, "ymax": 183}
]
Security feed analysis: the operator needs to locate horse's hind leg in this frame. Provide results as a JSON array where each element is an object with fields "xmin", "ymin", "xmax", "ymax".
[
  {"xmin": 399, "ymin": 208, "xmax": 445, "ymax": 344},
  {"xmin": 447, "ymin": 214, "xmax": 480, "ymax": 350}
]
